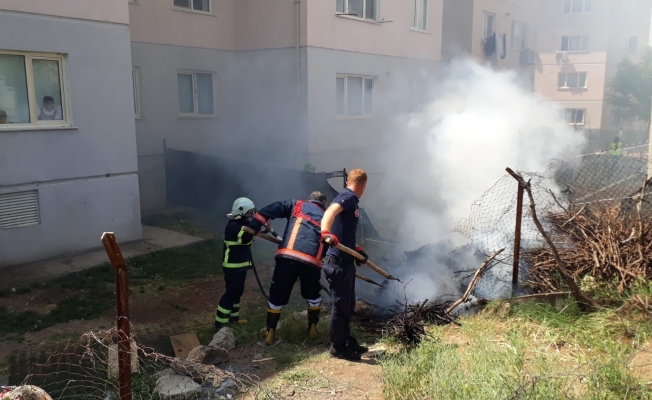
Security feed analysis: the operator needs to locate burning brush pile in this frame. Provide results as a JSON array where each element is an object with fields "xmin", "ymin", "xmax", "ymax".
[{"xmin": 524, "ymin": 192, "xmax": 652, "ymax": 295}]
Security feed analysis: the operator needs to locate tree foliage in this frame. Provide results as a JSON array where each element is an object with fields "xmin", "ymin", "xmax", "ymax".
[{"xmin": 606, "ymin": 49, "xmax": 652, "ymax": 125}]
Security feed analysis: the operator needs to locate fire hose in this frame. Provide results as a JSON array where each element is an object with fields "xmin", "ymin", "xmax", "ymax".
[{"xmin": 241, "ymin": 226, "xmax": 385, "ymax": 289}]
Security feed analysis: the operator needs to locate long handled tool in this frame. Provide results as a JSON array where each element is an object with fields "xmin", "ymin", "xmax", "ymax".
[
  {"xmin": 242, "ymin": 226, "xmax": 385, "ymax": 288},
  {"xmin": 324, "ymin": 238, "xmax": 402, "ymax": 283}
]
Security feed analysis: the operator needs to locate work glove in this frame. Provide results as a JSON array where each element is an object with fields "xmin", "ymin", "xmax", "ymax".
[
  {"xmin": 355, "ymin": 246, "xmax": 368, "ymax": 266},
  {"xmin": 321, "ymin": 231, "xmax": 339, "ymax": 247}
]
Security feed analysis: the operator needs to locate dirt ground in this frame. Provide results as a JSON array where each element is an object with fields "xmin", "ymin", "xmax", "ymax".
[{"xmin": 0, "ymin": 267, "xmax": 386, "ymax": 399}]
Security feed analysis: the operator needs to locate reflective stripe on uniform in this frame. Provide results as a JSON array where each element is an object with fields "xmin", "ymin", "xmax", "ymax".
[
  {"xmin": 287, "ymin": 218, "xmax": 302, "ymax": 250},
  {"xmin": 217, "ymin": 305, "xmax": 231, "ymax": 315},
  {"xmin": 307, "ymin": 298, "xmax": 322, "ymax": 308},
  {"xmin": 268, "ymin": 302, "xmax": 283, "ymax": 310},
  {"xmin": 223, "ymin": 260, "xmax": 251, "ymax": 268},
  {"xmin": 276, "ymin": 248, "xmax": 322, "ymax": 267},
  {"xmin": 215, "ymin": 315, "xmax": 229, "ymax": 323},
  {"xmin": 230, "ymin": 311, "xmax": 239, "ymax": 317}
]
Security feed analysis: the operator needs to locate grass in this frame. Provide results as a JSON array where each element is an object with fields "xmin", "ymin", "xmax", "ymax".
[
  {"xmin": 0, "ymin": 240, "xmax": 223, "ymax": 338},
  {"xmin": 142, "ymin": 211, "xmax": 216, "ymax": 239},
  {"xmin": 379, "ymin": 300, "xmax": 652, "ymax": 400}
]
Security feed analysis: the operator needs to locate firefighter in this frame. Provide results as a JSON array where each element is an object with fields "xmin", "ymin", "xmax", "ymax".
[
  {"xmin": 321, "ymin": 169, "xmax": 369, "ymax": 361},
  {"xmin": 248, "ymin": 191, "xmax": 328, "ymax": 345},
  {"xmin": 214, "ymin": 197, "xmax": 257, "ymax": 330},
  {"xmin": 610, "ymin": 137, "xmax": 622, "ymax": 156}
]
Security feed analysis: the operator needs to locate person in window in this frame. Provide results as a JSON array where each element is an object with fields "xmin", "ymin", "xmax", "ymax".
[
  {"xmin": 0, "ymin": 110, "xmax": 7, "ymax": 124},
  {"xmin": 38, "ymin": 96, "xmax": 62, "ymax": 120}
]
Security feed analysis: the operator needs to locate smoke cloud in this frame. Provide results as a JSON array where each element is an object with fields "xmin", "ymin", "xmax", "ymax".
[{"xmin": 360, "ymin": 59, "xmax": 587, "ymax": 304}]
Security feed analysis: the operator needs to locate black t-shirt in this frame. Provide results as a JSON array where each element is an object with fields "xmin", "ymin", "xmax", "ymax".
[{"xmin": 326, "ymin": 188, "xmax": 359, "ymax": 260}]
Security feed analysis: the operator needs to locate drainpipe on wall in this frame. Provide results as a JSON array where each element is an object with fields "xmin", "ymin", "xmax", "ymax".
[{"xmin": 295, "ymin": 0, "xmax": 303, "ymax": 165}]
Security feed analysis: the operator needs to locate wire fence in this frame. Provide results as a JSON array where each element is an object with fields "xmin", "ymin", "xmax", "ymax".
[{"xmin": 9, "ymin": 329, "xmax": 253, "ymax": 400}]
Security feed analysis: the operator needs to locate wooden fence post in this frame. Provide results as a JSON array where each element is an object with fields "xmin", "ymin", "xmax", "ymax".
[{"xmin": 101, "ymin": 233, "xmax": 132, "ymax": 400}]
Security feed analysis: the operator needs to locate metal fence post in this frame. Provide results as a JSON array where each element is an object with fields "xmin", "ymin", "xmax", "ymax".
[
  {"xmin": 101, "ymin": 233, "xmax": 132, "ymax": 400},
  {"xmin": 512, "ymin": 181, "xmax": 525, "ymax": 297}
]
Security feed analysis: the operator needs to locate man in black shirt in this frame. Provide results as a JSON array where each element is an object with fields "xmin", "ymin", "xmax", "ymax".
[{"xmin": 320, "ymin": 169, "xmax": 369, "ymax": 361}]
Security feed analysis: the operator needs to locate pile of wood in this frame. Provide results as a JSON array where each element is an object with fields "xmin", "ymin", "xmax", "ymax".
[
  {"xmin": 358, "ymin": 300, "xmax": 459, "ymax": 346},
  {"xmin": 524, "ymin": 202, "xmax": 652, "ymax": 294}
]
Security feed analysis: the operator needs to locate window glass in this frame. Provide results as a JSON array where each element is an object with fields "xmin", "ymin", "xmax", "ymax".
[
  {"xmin": 336, "ymin": 77, "xmax": 345, "ymax": 115},
  {"xmin": 196, "ymin": 73, "xmax": 214, "ymax": 115},
  {"xmin": 364, "ymin": 78, "xmax": 373, "ymax": 114},
  {"xmin": 346, "ymin": 76, "xmax": 363, "ymax": 115},
  {"xmin": 0, "ymin": 54, "xmax": 30, "ymax": 124},
  {"xmin": 348, "ymin": 0, "xmax": 363, "ymax": 18},
  {"xmin": 365, "ymin": 0, "xmax": 376, "ymax": 20},
  {"xmin": 178, "ymin": 73, "xmax": 194, "ymax": 114},
  {"xmin": 174, "ymin": 0, "xmax": 190, "ymax": 8},
  {"xmin": 33, "ymin": 59, "xmax": 63, "ymax": 121},
  {"xmin": 193, "ymin": 0, "xmax": 209, "ymax": 12}
]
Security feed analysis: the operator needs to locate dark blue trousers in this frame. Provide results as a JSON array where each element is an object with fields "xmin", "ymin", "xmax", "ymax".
[{"xmin": 322, "ymin": 260, "xmax": 356, "ymax": 349}]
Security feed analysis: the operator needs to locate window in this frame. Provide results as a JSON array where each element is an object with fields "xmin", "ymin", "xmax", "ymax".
[
  {"xmin": 336, "ymin": 75, "xmax": 374, "ymax": 117},
  {"xmin": 628, "ymin": 36, "xmax": 638, "ymax": 52},
  {"xmin": 564, "ymin": 0, "xmax": 591, "ymax": 13},
  {"xmin": 411, "ymin": 0, "xmax": 428, "ymax": 31},
  {"xmin": 565, "ymin": 108, "xmax": 585, "ymax": 125},
  {"xmin": 561, "ymin": 35, "xmax": 589, "ymax": 52},
  {"xmin": 558, "ymin": 72, "xmax": 587, "ymax": 88},
  {"xmin": 484, "ymin": 12, "xmax": 495, "ymax": 39},
  {"xmin": 174, "ymin": 0, "xmax": 210, "ymax": 13},
  {"xmin": 177, "ymin": 71, "xmax": 214, "ymax": 116},
  {"xmin": 132, "ymin": 67, "xmax": 141, "ymax": 118},
  {"xmin": 511, "ymin": 21, "xmax": 528, "ymax": 50},
  {"xmin": 336, "ymin": 0, "xmax": 377, "ymax": 21},
  {"xmin": 0, "ymin": 51, "xmax": 69, "ymax": 128},
  {"xmin": 128, "ymin": 0, "xmax": 138, "ymax": 4}
]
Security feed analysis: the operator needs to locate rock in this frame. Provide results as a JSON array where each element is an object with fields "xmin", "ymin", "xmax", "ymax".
[
  {"xmin": 2, "ymin": 385, "xmax": 53, "ymax": 400},
  {"xmin": 171, "ymin": 359, "xmax": 215, "ymax": 383},
  {"xmin": 187, "ymin": 345, "xmax": 229, "ymax": 365},
  {"xmin": 214, "ymin": 377, "xmax": 237, "ymax": 392},
  {"xmin": 209, "ymin": 328, "xmax": 236, "ymax": 351},
  {"xmin": 155, "ymin": 369, "xmax": 202, "ymax": 399},
  {"xmin": 354, "ymin": 300, "xmax": 374, "ymax": 317}
]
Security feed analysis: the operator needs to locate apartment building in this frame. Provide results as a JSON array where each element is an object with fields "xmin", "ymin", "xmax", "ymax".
[
  {"xmin": 442, "ymin": 0, "xmax": 541, "ymax": 84},
  {"xmin": 0, "ymin": 1, "xmax": 142, "ymax": 266},
  {"xmin": 535, "ymin": 0, "xmax": 652, "ymax": 135},
  {"xmin": 129, "ymin": 0, "xmax": 444, "ymax": 213},
  {"xmin": 443, "ymin": 0, "xmax": 652, "ymax": 136}
]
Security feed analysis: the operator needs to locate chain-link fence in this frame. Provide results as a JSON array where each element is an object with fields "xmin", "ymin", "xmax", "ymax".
[{"xmin": 8, "ymin": 329, "xmax": 253, "ymax": 400}]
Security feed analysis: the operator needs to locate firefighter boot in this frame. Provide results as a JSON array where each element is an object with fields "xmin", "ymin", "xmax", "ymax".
[
  {"xmin": 229, "ymin": 304, "xmax": 247, "ymax": 325},
  {"xmin": 307, "ymin": 306, "xmax": 320, "ymax": 339},
  {"xmin": 265, "ymin": 309, "xmax": 281, "ymax": 346}
]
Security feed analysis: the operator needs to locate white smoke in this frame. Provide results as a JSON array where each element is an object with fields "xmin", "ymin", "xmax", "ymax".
[{"xmin": 378, "ymin": 59, "xmax": 586, "ymax": 250}]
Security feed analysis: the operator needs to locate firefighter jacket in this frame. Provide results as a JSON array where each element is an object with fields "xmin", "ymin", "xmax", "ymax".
[
  {"xmin": 251, "ymin": 200, "xmax": 326, "ymax": 267},
  {"xmin": 222, "ymin": 219, "xmax": 254, "ymax": 268}
]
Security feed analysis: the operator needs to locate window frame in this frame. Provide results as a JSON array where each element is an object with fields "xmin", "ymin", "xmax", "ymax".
[
  {"xmin": 0, "ymin": 50, "xmax": 73, "ymax": 131},
  {"xmin": 177, "ymin": 70, "xmax": 215, "ymax": 118},
  {"xmin": 128, "ymin": 0, "xmax": 139, "ymax": 4},
  {"xmin": 564, "ymin": 0, "xmax": 591, "ymax": 13},
  {"xmin": 173, "ymin": 0, "xmax": 212, "ymax": 15},
  {"xmin": 565, "ymin": 108, "xmax": 586, "ymax": 125},
  {"xmin": 483, "ymin": 12, "xmax": 496, "ymax": 39},
  {"xmin": 410, "ymin": 0, "xmax": 429, "ymax": 32},
  {"xmin": 132, "ymin": 67, "xmax": 142, "ymax": 119},
  {"xmin": 336, "ymin": 0, "xmax": 379, "ymax": 22},
  {"xmin": 561, "ymin": 35, "xmax": 589, "ymax": 52},
  {"xmin": 335, "ymin": 74, "xmax": 375, "ymax": 119},
  {"xmin": 511, "ymin": 20, "xmax": 529, "ymax": 50},
  {"xmin": 557, "ymin": 72, "xmax": 588, "ymax": 89}
]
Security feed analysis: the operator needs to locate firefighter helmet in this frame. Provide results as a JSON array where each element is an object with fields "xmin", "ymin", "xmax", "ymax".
[{"xmin": 227, "ymin": 197, "xmax": 256, "ymax": 219}]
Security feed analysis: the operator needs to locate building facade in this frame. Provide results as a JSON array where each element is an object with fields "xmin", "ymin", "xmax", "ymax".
[
  {"xmin": 0, "ymin": 0, "xmax": 142, "ymax": 266},
  {"xmin": 129, "ymin": 0, "xmax": 444, "ymax": 214},
  {"xmin": 535, "ymin": 0, "xmax": 652, "ymax": 135}
]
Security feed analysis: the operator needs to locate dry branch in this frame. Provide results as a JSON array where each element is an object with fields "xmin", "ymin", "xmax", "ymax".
[
  {"xmin": 506, "ymin": 168, "xmax": 599, "ymax": 311},
  {"xmin": 446, "ymin": 248, "xmax": 505, "ymax": 314}
]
